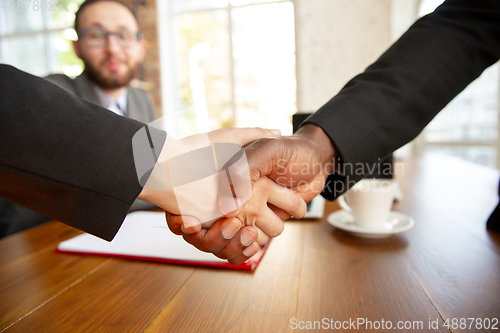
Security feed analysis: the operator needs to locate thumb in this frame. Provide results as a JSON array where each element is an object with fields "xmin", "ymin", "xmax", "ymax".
[
  {"xmin": 237, "ymin": 127, "xmax": 281, "ymax": 146},
  {"xmin": 208, "ymin": 127, "xmax": 281, "ymax": 146},
  {"xmin": 217, "ymin": 148, "xmax": 252, "ymax": 217},
  {"xmin": 217, "ymin": 137, "xmax": 286, "ymax": 217},
  {"xmin": 244, "ymin": 137, "xmax": 287, "ymax": 183}
]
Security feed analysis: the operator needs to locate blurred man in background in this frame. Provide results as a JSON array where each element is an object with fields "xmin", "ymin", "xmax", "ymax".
[{"xmin": 46, "ymin": 0, "xmax": 156, "ymax": 122}]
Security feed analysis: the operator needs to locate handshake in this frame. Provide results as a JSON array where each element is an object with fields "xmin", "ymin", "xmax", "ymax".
[{"xmin": 134, "ymin": 123, "xmax": 336, "ymax": 265}]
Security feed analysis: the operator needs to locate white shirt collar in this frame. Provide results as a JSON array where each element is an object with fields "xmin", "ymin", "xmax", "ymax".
[{"xmin": 91, "ymin": 84, "xmax": 128, "ymax": 117}]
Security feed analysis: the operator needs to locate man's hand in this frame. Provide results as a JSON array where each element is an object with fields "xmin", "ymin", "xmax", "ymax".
[
  {"xmin": 166, "ymin": 124, "xmax": 336, "ymax": 264},
  {"xmin": 137, "ymin": 126, "xmax": 281, "ymax": 215},
  {"xmin": 166, "ymin": 176, "xmax": 307, "ymax": 265},
  {"xmin": 220, "ymin": 123, "xmax": 336, "ymax": 218},
  {"xmin": 167, "ymin": 213, "xmax": 261, "ymax": 265}
]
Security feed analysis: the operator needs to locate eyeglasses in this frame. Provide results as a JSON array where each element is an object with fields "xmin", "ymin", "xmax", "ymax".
[{"xmin": 77, "ymin": 27, "xmax": 141, "ymax": 47}]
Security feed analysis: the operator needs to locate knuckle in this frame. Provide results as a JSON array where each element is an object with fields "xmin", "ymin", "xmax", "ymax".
[
  {"xmin": 206, "ymin": 244, "xmax": 224, "ymax": 254},
  {"xmin": 257, "ymin": 127, "xmax": 269, "ymax": 136},
  {"xmin": 167, "ymin": 219, "xmax": 185, "ymax": 235},
  {"xmin": 204, "ymin": 238, "xmax": 225, "ymax": 253},
  {"xmin": 228, "ymin": 257, "xmax": 244, "ymax": 265},
  {"xmin": 292, "ymin": 195, "xmax": 307, "ymax": 218},
  {"xmin": 276, "ymin": 221, "xmax": 285, "ymax": 235},
  {"xmin": 244, "ymin": 243, "xmax": 259, "ymax": 257},
  {"xmin": 182, "ymin": 235, "xmax": 206, "ymax": 252},
  {"xmin": 268, "ymin": 220, "xmax": 284, "ymax": 237},
  {"xmin": 213, "ymin": 251, "xmax": 230, "ymax": 260},
  {"xmin": 257, "ymin": 233, "xmax": 270, "ymax": 246}
]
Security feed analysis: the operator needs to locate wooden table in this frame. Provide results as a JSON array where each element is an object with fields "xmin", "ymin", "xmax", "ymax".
[{"xmin": 1, "ymin": 153, "xmax": 499, "ymax": 333}]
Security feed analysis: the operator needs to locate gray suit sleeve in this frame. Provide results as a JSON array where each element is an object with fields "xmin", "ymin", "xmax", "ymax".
[{"xmin": 304, "ymin": 0, "xmax": 500, "ymax": 199}]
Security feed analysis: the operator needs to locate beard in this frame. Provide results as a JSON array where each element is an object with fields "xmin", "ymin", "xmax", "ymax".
[{"xmin": 83, "ymin": 57, "xmax": 137, "ymax": 90}]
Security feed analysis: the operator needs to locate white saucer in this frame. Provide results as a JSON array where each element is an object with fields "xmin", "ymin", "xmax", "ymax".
[{"xmin": 327, "ymin": 210, "xmax": 414, "ymax": 239}]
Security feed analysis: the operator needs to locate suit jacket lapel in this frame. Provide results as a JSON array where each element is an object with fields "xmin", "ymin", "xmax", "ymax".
[
  {"xmin": 73, "ymin": 73, "xmax": 151, "ymax": 123},
  {"xmin": 73, "ymin": 73, "xmax": 102, "ymax": 106},
  {"xmin": 127, "ymin": 89, "xmax": 143, "ymax": 122}
]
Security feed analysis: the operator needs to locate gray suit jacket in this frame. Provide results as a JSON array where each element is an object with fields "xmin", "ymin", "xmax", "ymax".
[{"xmin": 45, "ymin": 72, "xmax": 157, "ymax": 124}]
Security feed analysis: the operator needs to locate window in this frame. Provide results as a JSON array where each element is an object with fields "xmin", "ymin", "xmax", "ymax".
[
  {"xmin": 416, "ymin": 0, "xmax": 500, "ymax": 168},
  {"xmin": 0, "ymin": 0, "xmax": 83, "ymax": 77},
  {"xmin": 157, "ymin": 0, "xmax": 296, "ymax": 139}
]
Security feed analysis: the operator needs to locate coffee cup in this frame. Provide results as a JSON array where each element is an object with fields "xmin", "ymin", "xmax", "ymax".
[{"xmin": 338, "ymin": 179, "xmax": 395, "ymax": 228}]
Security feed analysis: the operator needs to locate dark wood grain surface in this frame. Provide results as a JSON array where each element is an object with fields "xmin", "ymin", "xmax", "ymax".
[{"xmin": 0, "ymin": 153, "xmax": 499, "ymax": 333}]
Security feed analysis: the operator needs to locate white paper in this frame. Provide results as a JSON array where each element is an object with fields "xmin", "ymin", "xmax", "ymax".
[{"xmin": 57, "ymin": 211, "xmax": 227, "ymax": 263}]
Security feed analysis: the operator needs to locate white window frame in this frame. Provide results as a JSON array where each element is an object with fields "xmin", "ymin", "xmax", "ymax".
[
  {"xmin": 0, "ymin": 9, "xmax": 70, "ymax": 76},
  {"xmin": 156, "ymin": 0, "xmax": 295, "ymax": 138}
]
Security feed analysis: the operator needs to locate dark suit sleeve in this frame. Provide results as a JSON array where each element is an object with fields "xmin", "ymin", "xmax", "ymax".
[
  {"xmin": 0, "ymin": 65, "xmax": 165, "ymax": 240},
  {"xmin": 303, "ymin": 0, "xmax": 500, "ymax": 200}
]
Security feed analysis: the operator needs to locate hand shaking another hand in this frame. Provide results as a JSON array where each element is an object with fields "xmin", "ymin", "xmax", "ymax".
[{"xmin": 159, "ymin": 124, "xmax": 336, "ymax": 265}]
